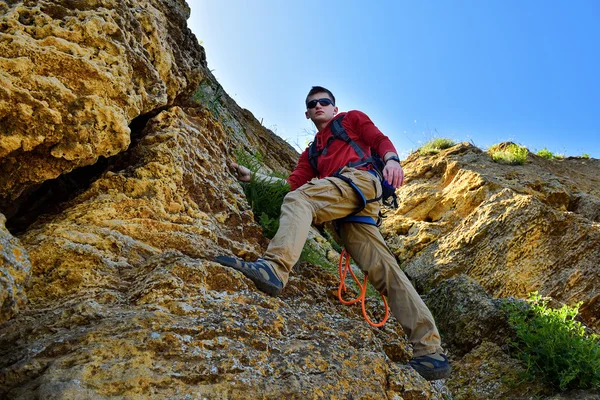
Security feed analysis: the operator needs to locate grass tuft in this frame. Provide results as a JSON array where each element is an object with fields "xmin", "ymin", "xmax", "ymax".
[
  {"xmin": 536, "ymin": 148, "xmax": 554, "ymax": 159},
  {"xmin": 193, "ymin": 79, "xmax": 224, "ymax": 117},
  {"xmin": 489, "ymin": 143, "xmax": 528, "ymax": 165},
  {"xmin": 418, "ymin": 138, "xmax": 456, "ymax": 155}
]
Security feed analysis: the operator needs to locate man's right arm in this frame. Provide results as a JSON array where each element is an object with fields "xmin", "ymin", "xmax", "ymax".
[
  {"xmin": 229, "ymin": 148, "xmax": 315, "ymax": 189},
  {"xmin": 229, "ymin": 162, "xmax": 287, "ymax": 184}
]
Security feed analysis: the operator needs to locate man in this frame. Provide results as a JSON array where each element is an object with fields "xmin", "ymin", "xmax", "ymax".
[{"xmin": 216, "ymin": 86, "xmax": 450, "ymax": 381}]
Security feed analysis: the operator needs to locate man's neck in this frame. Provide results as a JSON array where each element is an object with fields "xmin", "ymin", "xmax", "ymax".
[
  {"xmin": 316, "ymin": 121, "xmax": 329, "ymax": 132},
  {"xmin": 316, "ymin": 115, "xmax": 338, "ymax": 132}
]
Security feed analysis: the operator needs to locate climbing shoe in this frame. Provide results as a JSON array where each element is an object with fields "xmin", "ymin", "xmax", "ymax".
[
  {"xmin": 409, "ymin": 350, "xmax": 451, "ymax": 381},
  {"xmin": 214, "ymin": 256, "xmax": 283, "ymax": 297}
]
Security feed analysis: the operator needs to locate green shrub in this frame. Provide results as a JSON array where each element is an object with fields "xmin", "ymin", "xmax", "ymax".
[
  {"xmin": 581, "ymin": 153, "xmax": 591, "ymax": 159},
  {"xmin": 503, "ymin": 293, "xmax": 600, "ymax": 391},
  {"xmin": 418, "ymin": 138, "xmax": 456, "ymax": 155},
  {"xmin": 489, "ymin": 143, "xmax": 528, "ymax": 165},
  {"xmin": 537, "ymin": 148, "xmax": 554, "ymax": 159},
  {"xmin": 193, "ymin": 79, "xmax": 223, "ymax": 117},
  {"xmin": 300, "ymin": 240, "xmax": 336, "ymax": 270},
  {"xmin": 234, "ymin": 149, "xmax": 290, "ymax": 238},
  {"xmin": 554, "ymin": 153, "xmax": 565, "ymax": 160},
  {"xmin": 319, "ymin": 226, "xmax": 344, "ymax": 253}
]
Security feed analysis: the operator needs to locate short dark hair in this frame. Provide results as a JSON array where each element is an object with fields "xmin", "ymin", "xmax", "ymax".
[{"xmin": 306, "ymin": 86, "xmax": 335, "ymax": 106}]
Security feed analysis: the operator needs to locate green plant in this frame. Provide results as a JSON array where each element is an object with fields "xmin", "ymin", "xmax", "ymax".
[
  {"xmin": 319, "ymin": 226, "xmax": 344, "ymax": 253},
  {"xmin": 489, "ymin": 143, "xmax": 528, "ymax": 165},
  {"xmin": 234, "ymin": 148, "xmax": 263, "ymax": 171},
  {"xmin": 193, "ymin": 79, "xmax": 223, "ymax": 117},
  {"xmin": 581, "ymin": 153, "xmax": 591, "ymax": 159},
  {"xmin": 536, "ymin": 148, "xmax": 554, "ymax": 159},
  {"xmin": 554, "ymin": 153, "xmax": 565, "ymax": 160},
  {"xmin": 300, "ymin": 240, "xmax": 337, "ymax": 270},
  {"xmin": 418, "ymin": 138, "xmax": 456, "ymax": 155},
  {"xmin": 503, "ymin": 292, "xmax": 600, "ymax": 391},
  {"xmin": 234, "ymin": 149, "xmax": 290, "ymax": 238}
]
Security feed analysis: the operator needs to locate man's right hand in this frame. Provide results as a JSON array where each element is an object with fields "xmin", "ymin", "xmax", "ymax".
[{"xmin": 229, "ymin": 162, "xmax": 252, "ymax": 182}]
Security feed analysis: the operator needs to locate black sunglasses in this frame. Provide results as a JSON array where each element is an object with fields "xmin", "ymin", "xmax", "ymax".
[{"xmin": 306, "ymin": 98, "xmax": 334, "ymax": 109}]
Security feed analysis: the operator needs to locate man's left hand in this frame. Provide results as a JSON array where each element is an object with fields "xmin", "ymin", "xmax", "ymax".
[{"xmin": 383, "ymin": 160, "xmax": 405, "ymax": 188}]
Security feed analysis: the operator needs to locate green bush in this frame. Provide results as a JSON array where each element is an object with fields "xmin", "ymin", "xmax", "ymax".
[
  {"xmin": 503, "ymin": 292, "xmax": 600, "ymax": 391},
  {"xmin": 193, "ymin": 79, "xmax": 223, "ymax": 117},
  {"xmin": 235, "ymin": 149, "xmax": 290, "ymax": 238},
  {"xmin": 300, "ymin": 240, "xmax": 336, "ymax": 270},
  {"xmin": 489, "ymin": 143, "xmax": 528, "ymax": 165},
  {"xmin": 537, "ymin": 148, "xmax": 554, "ymax": 159},
  {"xmin": 581, "ymin": 153, "xmax": 591, "ymax": 159},
  {"xmin": 419, "ymin": 138, "xmax": 456, "ymax": 155}
]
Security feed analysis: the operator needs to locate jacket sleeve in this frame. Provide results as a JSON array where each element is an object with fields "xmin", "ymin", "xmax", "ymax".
[
  {"xmin": 287, "ymin": 148, "xmax": 317, "ymax": 191},
  {"xmin": 347, "ymin": 110, "xmax": 397, "ymax": 156}
]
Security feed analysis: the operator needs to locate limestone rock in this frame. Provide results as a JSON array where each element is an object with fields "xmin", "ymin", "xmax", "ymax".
[
  {"xmin": 447, "ymin": 341, "xmax": 546, "ymax": 400},
  {"xmin": 0, "ymin": 0, "xmax": 205, "ymax": 212},
  {"xmin": 0, "ymin": 213, "xmax": 31, "ymax": 324},
  {"xmin": 424, "ymin": 275, "xmax": 512, "ymax": 356},
  {"xmin": 383, "ymin": 143, "xmax": 600, "ymax": 330},
  {"xmin": 386, "ymin": 363, "xmax": 444, "ymax": 400},
  {"xmin": 20, "ymin": 106, "xmax": 266, "ymax": 305}
]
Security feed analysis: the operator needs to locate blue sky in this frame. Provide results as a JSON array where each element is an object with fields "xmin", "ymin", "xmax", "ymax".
[{"xmin": 188, "ymin": 1, "xmax": 599, "ymax": 159}]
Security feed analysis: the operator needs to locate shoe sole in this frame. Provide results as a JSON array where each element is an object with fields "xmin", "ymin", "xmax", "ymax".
[{"xmin": 410, "ymin": 364, "xmax": 451, "ymax": 381}]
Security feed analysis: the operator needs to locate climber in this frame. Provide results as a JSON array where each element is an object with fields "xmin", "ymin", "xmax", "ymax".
[{"xmin": 215, "ymin": 86, "xmax": 451, "ymax": 381}]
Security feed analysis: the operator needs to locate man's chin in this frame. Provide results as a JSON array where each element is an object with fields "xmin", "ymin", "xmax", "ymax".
[{"xmin": 314, "ymin": 114, "xmax": 332, "ymax": 122}]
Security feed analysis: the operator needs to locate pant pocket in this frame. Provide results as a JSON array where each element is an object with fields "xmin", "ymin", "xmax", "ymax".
[
  {"xmin": 297, "ymin": 179, "xmax": 346, "ymax": 211},
  {"xmin": 339, "ymin": 168, "xmax": 382, "ymax": 202}
]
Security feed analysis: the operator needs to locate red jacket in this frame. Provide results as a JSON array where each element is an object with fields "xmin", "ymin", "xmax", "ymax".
[{"xmin": 287, "ymin": 110, "xmax": 397, "ymax": 190}]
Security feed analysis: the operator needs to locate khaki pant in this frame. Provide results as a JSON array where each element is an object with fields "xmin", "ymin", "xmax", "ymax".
[{"xmin": 264, "ymin": 167, "xmax": 442, "ymax": 357}]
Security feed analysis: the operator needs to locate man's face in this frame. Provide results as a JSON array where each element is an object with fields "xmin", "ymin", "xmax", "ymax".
[{"xmin": 305, "ymin": 92, "xmax": 338, "ymax": 126}]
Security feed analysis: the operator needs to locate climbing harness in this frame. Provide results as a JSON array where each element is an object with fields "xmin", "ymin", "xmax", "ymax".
[
  {"xmin": 307, "ymin": 115, "xmax": 399, "ymax": 209},
  {"xmin": 338, "ymin": 248, "xmax": 389, "ymax": 327}
]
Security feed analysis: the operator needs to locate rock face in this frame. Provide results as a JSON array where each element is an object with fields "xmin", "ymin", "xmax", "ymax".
[
  {"xmin": 1, "ymin": 1, "xmax": 599, "ymax": 399},
  {"xmin": 382, "ymin": 144, "xmax": 600, "ymax": 331},
  {"xmin": 0, "ymin": 0, "xmax": 205, "ymax": 214},
  {"xmin": 424, "ymin": 275, "xmax": 512, "ymax": 356},
  {"xmin": 0, "ymin": 213, "xmax": 30, "ymax": 324}
]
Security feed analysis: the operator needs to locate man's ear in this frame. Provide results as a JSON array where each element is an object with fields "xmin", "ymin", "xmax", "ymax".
[
  {"xmin": 305, "ymin": 110, "xmax": 310, "ymax": 119},
  {"xmin": 333, "ymin": 106, "xmax": 339, "ymax": 115}
]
